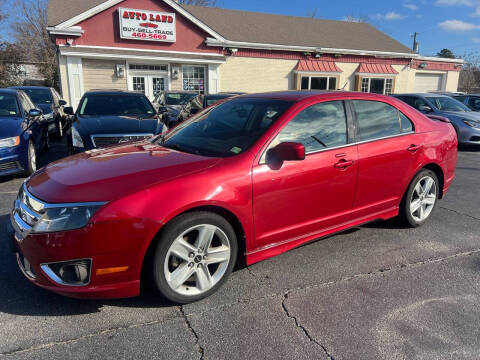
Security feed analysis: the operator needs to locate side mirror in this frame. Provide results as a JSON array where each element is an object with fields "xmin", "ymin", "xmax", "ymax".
[
  {"xmin": 64, "ymin": 106, "xmax": 74, "ymax": 116},
  {"xmin": 157, "ymin": 106, "xmax": 168, "ymax": 114},
  {"xmin": 59, "ymin": 99, "xmax": 67, "ymax": 106},
  {"xmin": 266, "ymin": 142, "xmax": 305, "ymax": 168},
  {"xmin": 419, "ymin": 105, "xmax": 432, "ymax": 113},
  {"xmin": 28, "ymin": 108, "xmax": 42, "ymax": 117}
]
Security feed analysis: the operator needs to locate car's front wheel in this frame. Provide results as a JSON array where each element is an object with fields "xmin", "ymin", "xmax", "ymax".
[
  {"xmin": 152, "ymin": 212, "xmax": 238, "ymax": 304},
  {"xmin": 400, "ymin": 169, "xmax": 439, "ymax": 227},
  {"xmin": 25, "ymin": 140, "xmax": 37, "ymax": 176}
]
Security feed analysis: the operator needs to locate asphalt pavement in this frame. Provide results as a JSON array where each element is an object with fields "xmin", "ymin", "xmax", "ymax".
[{"xmin": 0, "ymin": 141, "xmax": 479, "ymax": 360}]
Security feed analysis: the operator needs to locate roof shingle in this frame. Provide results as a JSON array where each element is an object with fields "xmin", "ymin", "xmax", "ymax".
[{"xmin": 48, "ymin": 0, "xmax": 414, "ymax": 55}]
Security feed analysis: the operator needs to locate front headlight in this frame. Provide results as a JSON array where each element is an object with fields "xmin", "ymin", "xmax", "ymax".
[
  {"xmin": 71, "ymin": 127, "xmax": 84, "ymax": 148},
  {"xmin": 44, "ymin": 112, "xmax": 54, "ymax": 120},
  {"xmin": 32, "ymin": 205, "xmax": 103, "ymax": 233},
  {"xmin": 0, "ymin": 136, "xmax": 20, "ymax": 148},
  {"xmin": 463, "ymin": 119, "xmax": 480, "ymax": 129}
]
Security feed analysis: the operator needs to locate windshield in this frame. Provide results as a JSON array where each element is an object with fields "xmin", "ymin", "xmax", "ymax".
[
  {"xmin": 0, "ymin": 95, "xmax": 19, "ymax": 117},
  {"xmin": 159, "ymin": 98, "xmax": 292, "ymax": 157},
  {"xmin": 427, "ymin": 96, "xmax": 471, "ymax": 112},
  {"xmin": 205, "ymin": 95, "xmax": 231, "ymax": 107},
  {"xmin": 21, "ymin": 88, "xmax": 52, "ymax": 104},
  {"xmin": 78, "ymin": 94, "xmax": 156, "ymax": 117},
  {"xmin": 165, "ymin": 93, "xmax": 196, "ymax": 106}
]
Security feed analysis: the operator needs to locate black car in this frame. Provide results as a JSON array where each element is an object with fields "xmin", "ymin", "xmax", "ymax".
[
  {"xmin": 175, "ymin": 93, "xmax": 239, "ymax": 126},
  {"xmin": 10, "ymin": 86, "xmax": 69, "ymax": 138},
  {"xmin": 452, "ymin": 94, "xmax": 480, "ymax": 112},
  {"xmin": 65, "ymin": 90, "xmax": 166, "ymax": 153},
  {"xmin": 152, "ymin": 91, "xmax": 197, "ymax": 127}
]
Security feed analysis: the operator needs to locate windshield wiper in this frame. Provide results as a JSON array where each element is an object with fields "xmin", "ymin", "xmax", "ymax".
[{"xmin": 311, "ymin": 136, "xmax": 327, "ymax": 148}]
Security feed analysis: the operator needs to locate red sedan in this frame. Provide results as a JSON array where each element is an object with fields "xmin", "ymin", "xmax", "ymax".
[{"xmin": 9, "ymin": 91, "xmax": 457, "ymax": 303}]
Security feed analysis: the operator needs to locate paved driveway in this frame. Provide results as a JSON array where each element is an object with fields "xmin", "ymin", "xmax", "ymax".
[{"xmin": 0, "ymin": 143, "xmax": 479, "ymax": 359}]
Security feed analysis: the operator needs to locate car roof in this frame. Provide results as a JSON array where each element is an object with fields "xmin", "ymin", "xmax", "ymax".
[
  {"xmin": 236, "ymin": 90, "xmax": 394, "ymax": 102},
  {"xmin": 393, "ymin": 93, "xmax": 450, "ymax": 98},
  {"xmin": 0, "ymin": 88, "xmax": 21, "ymax": 96},
  {"xmin": 9, "ymin": 86, "xmax": 51, "ymax": 90},
  {"xmin": 85, "ymin": 89, "xmax": 145, "ymax": 96}
]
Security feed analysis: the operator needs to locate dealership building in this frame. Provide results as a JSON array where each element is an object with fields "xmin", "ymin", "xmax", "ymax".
[{"xmin": 47, "ymin": 0, "xmax": 464, "ymax": 109}]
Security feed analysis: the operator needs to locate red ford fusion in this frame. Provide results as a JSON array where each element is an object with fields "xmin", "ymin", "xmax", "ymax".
[{"xmin": 8, "ymin": 91, "xmax": 457, "ymax": 304}]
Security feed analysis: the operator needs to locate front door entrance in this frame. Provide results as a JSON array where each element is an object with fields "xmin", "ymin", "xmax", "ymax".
[{"xmin": 130, "ymin": 75, "xmax": 168, "ymax": 101}]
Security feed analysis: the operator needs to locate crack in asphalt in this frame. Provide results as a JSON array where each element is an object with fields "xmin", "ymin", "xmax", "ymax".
[
  {"xmin": 439, "ymin": 206, "xmax": 480, "ymax": 222},
  {"xmin": 3, "ymin": 248, "xmax": 480, "ymax": 357},
  {"xmin": 180, "ymin": 305, "xmax": 205, "ymax": 360},
  {"xmin": 282, "ymin": 291, "xmax": 335, "ymax": 360}
]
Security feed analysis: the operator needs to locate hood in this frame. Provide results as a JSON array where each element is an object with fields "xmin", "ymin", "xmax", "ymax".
[
  {"xmin": 37, "ymin": 103, "xmax": 53, "ymax": 115},
  {"xmin": 27, "ymin": 142, "xmax": 220, "ymax": 203},
  {"xmin": 438, "ymin": 110, "xmax": 480, "ymax": 122},
  {"xmin": 75, "ymin": 115, "xmax": 162, "ymax": 136},
  {"xmin": 0, "ymin": 117, "xmax": 24, "ymax": 137}
]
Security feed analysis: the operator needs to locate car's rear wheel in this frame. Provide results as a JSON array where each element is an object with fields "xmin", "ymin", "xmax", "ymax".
[
  {"xmin": 25, "ymin": 140, "xmax": 37, "ymax": 176},
  {"xmin": 152, "ymin": 212, "xmax": 237, "ymax": 304},
  {"xmin": 56, "ymin": 119, "xmax": 63, "ymax": 139},
  {"xmin": 400, "ymin": 169, "xmax": 439, "ymax": 227}
]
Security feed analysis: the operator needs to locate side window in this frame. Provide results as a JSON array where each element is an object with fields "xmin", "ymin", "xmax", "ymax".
[
  {"xmin": 51, "ymin": 89, "xmax": 59, "ymax": 105},
  {"xmin": 353, "ymin": 100, "xmax": 413, "ymax": 142},
  {"xmin": 468, "ymin": 97, "xmax": 480, "ymax": 111},
  {"xmin": 454, "ymin": 96, "xmax": 466, "ymax": 103},
  {"xmin": 272, "ymin": 101, "xmax": 348, "ymax": 153}
]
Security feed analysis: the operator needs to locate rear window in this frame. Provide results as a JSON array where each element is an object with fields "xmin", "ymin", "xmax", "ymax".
[
  {"xmin": 78, "ymin": 94, "xmax": 156, "ymax": 117},
  {"xmin": 165, "ymin": 93, "xmax": 196, "ymax": 106},
  {"xmin": 0, "ymin": 95, "xmax": 19, "ymax": 116}
]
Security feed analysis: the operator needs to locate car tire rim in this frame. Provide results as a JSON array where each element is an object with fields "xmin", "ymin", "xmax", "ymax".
[
  {"xmin": 29, "ymin": 143, "xmax": 36, "ymax": 172},
  {"xmin": 164, "ymin": 224, "xmax": 231, "ymax": 297},
  {"xmin": 410, "ymin": 175, "xmax": 437, "ymax": 222},
  {"xmin": 58, "ymin": 123, "xmax": 63, "ymax": 137}
]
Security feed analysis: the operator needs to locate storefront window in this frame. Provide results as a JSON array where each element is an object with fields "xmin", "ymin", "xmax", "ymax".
[
  {"xmin": 360, "ymin": 78, "xmax": 394, "ymax": 95},
  {"xmin": 132, "ymin": 77, "xmax": 145, "ymax": 94},
  {"xmin": 183, "ymin": 66, "xmax": 205, "ymax": 94},
  {"xmin": 129, "ymin": 64, "xmax": 168, "ymax": 71},
  {"xmin": 301, "ymin": 76, "xmax": 337, "ymax": 91}
]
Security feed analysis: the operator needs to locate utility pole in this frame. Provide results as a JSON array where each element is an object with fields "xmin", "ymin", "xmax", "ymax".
[{"xmin": 411, "ymin": 32, "xmax": 419, "ymax": 53}]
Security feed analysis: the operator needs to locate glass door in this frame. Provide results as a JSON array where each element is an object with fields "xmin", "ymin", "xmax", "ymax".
[
  {"xmin": 151, "ymin": 77, "xmax": 166, "ymax": 100},
  {"xmin": 129, "ymin": 73, "xmax": 168, "ymax": 101}
]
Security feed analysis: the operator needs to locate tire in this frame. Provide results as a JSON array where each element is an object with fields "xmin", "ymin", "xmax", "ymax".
[
  {"xmin": 152, "ymin": 211, "xmax": 238, "ymax": 304},
  {"xmin": 400, "ymin": 169, "xmax": 439, "ymax": 228},
  {"xmin": 43, "ymin": 132, "xmax": 50, "ymax": 152},
  {"xmin": 25, "ymin": 140, "xmax": 37, "ymax": 176}
]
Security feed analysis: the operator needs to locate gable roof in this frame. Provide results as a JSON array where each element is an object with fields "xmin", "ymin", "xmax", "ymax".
[{"xmin": 48, "ymin": 0, "xmax": 414, "ymax": 55}]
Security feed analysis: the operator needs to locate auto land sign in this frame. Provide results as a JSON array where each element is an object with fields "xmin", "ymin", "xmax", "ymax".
[{"xmin": 119, "ymin": 8, "xmax": 176, "ymax": 42}]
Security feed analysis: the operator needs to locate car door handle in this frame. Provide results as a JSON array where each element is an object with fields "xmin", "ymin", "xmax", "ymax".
[
  {"xmin": 407, "ymin": 144, "xmax": 422, "ymax": 153},
  {"xmin": 334, "ymin": 159, "xmax": 354, "ymax": 169}
]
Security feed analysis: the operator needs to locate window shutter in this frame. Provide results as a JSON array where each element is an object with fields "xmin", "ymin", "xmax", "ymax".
[{"xmin": 355, "ymin": 75, "xmax": 362, "ymax": 92}]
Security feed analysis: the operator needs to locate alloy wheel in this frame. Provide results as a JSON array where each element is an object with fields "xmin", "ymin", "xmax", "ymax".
[
  {"xmin": 29, "ymin": 142, "xmax": 36, "ymax": 173},
  {"xmin": 164, "ymin": 224, "xmax": 231, "ymax": 296},
  {"xmin": 410, "ymin": 175, "xmax": 437, "ymax": 222}
]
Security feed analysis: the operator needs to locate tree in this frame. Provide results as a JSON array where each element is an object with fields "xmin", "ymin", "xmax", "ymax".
[
  {"xmin": 12, "ymin": 0, "xmax": 56, "ymax": 87},
  {"xmin": 177, "ymin": 0, "xmax": 217, "ymax": 5},
  {"xmin": 437, "ymin": 48, "xmax": 455, "ymax": 59},
  {"xmin": 306, "ymin": 8, "xmax": 318, "ymax": 18},
  {"xmin": 459, "ymin": 51, "xmax": 480, "ymax": 93}
]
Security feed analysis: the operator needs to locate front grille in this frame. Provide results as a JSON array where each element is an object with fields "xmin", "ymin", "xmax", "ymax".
[
  {"xmin": 91, "ymin": 134, "xmax": 153, "ymax": 148},
  {"xmin": 11, "ymin": 185, "xmax": 46, "ymax": 236},
  {"xmin": 0, "ymin": 161, "xmax": 18, "ymax": 172}
]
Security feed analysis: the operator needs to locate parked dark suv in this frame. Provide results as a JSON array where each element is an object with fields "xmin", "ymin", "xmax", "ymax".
[
  {"xmin": 10, "ymin": 86, "xmax": 69, "ymax": 138},
  {"xmin": 65, "ymin": 90, "xmax": 166, "ymax": 153}
]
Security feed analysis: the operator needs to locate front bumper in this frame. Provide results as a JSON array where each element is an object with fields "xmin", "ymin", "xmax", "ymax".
[
  {"xmin": 457, "ymin": 125, "xmax": 480, "ymax": 145},
  {"xmin": 0, "ymin": 147, "xmax": 26, "ymax": 176},
  {"xmin": 8, "ymin": 213, "xmax": 151, "ymax": 299}
]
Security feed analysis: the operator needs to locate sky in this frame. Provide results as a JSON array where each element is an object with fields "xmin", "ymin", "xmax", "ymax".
[
  {"xmin": 212, "ymin": 0, "xmax": 480, "ymax": 57},
  {"xmin": 2, "ymin": 0, "xmax": 480, "ymax": 57}
]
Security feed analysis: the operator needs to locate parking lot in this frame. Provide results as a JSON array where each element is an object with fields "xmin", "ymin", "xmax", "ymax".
[{"xmin": 0, "ymin": 141, "xmax": 479, "ymax": 359}]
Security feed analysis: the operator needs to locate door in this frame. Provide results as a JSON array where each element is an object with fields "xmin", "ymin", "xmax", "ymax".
[
  {"xmin": 414, "ymin": 73, "xmax": 443, "ymax": 92},
  {"xmin": 131, "ymin": 75, "xmax": 167, "ymax": 101},
  {"xmin": 252, "ymin": 100, "xmax": 358, "ymax": 249},
  {"xmin": 351, "ymin": 100, "xmax": 420, "ymax": 220}
]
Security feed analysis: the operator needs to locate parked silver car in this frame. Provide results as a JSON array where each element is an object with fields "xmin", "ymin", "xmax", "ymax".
[{"xmin": 393, "ymin": 93, "xmax": 480, "ymax": 145}]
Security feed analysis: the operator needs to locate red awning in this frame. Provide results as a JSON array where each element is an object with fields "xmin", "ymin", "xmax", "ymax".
[
  {"xmin": 356, "ymin": 63, "xmax": 398, "ymax": 74},
  {"xmin": 295, "ymin": 60, "xmax": 342, "ymax": 73}
]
